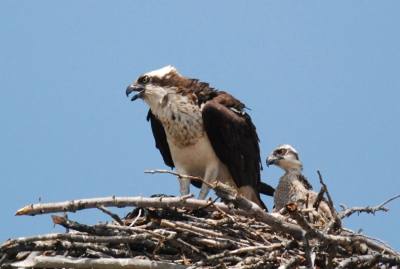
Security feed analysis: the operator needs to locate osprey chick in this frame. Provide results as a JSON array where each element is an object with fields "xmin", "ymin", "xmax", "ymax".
[
  {"xmin": 126, "ymin": 66, "xmax": 273, "ymax": 210},
  {"xmin": 266, "ymin": 144, "xmax": 332, "ymax": 219}
]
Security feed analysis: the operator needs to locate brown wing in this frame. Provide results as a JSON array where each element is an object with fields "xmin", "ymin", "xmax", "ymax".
[
  {"xmin": 201, "ymin": 97, "xmax": 262, "ymax": 190},
  {"xmin": 146, "ymin": 110, "xmax": 174, "ymax": 168}
]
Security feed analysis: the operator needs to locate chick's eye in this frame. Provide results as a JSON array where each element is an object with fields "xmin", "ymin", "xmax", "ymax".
[
  {"xmin": 276, "ymin": 149, "xmax": 286, "ymax": 155},
  {"xmin": 140, "ymin": 76, "xmax": 149, "ymax": 84}
]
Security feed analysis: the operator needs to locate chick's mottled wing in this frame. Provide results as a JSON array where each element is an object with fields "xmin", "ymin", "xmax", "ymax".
[{"xmin": 298, "ymin": 174, "xmax": 313, "ymax": 190}]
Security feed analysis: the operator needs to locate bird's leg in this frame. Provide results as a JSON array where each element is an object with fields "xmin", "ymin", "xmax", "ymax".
[
  {"xmin": 178, "ymin": 176, "xmax": 191, "ymax": 196},
  {"xmin": 198, "ymin": 183, "xmax": 211, "ymax": 200},
  {"xmin": 198, "ymin": 169, "xmax": 217, "ymax": 200}
]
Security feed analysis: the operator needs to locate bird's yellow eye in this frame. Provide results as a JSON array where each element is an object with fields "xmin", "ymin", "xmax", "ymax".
[{"xmin": 139, "ymin": 76, "xmax": 149, "ymax": 84}]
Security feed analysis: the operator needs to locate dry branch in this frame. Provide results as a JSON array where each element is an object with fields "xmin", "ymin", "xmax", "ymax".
[
  {"xmin": 97, "ymin": 204, "xmax": 124, "ymax": 225},
  {"xmin": 339, "ymin": 194, "xmax": 400, "ymax": 219},
  {"xmin": 15, "ymin": 195, "xmax": 238, "ymax": 217},
  {"xmin": 1, "ymin": 233, "xmax": 151, "ymax": 252},
  {"xmin": 335, "ymin": 254, "xmax": 400, "ymax": 269},
  {"xmin": 3, "ymin": 170, "xmax": 400, "ymax": 268},
  {"xmin": 51, "ymin": 215, "xmax": 116, "ymax": 236},
  {"xmin": 11, "ymin": 256, "xmax": 187, "ymax": 269}
]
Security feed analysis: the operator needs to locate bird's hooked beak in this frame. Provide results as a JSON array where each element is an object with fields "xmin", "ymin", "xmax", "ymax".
[
  {"xmin": 126, "ymin": 84, "xmax": 145, "ymax": 101},
  {"xmin": 266, "ymin": 155, "xmax": 282, "ymax": 167}
]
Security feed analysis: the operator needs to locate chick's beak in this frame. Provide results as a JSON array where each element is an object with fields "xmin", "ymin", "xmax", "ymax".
[{"xmin": 266, "ymin": 155, "xmax": 280, "ymax": 167}]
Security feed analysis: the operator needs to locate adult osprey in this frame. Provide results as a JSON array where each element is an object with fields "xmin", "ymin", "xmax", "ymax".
[
  {"xmin": 266, "ymin": 144, "xmax": 332, "ymax": 219},
  {"xmin": 126, "ymin": 66, "xmax": 273, "ymax": 210}
]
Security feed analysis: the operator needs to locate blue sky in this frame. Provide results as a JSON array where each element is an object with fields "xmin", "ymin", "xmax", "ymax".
[{"xmin": 1, "ymin": 2, "xmax": 399, "ymax": 250}]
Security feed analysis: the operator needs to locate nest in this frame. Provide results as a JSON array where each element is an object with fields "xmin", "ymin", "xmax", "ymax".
[{"xmin": 1, "ymin": 171, "xmax": 399, "ymax": 268}]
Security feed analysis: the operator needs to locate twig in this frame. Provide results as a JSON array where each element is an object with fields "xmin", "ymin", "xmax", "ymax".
[
  {"xmin": 313, "ymin": 186, "xmax": 326, "ymax": 212},
  {"xmin": 96, "ymin": 223, "xmax": 171, "ymax": 239},
  {"xmin": 161, "ymin": 219, "xmax": 224, "ymax": 238},
  {"xmin": 302, "ymin": 236, "xmax": 313, "ymax": 268},
  {"xmin": 349, "ymin": 233, "xmax": 399, "ymax": 256},
  {"xmin": 317, "ymin": 170, "xmax": 342, "ymax": 234},
  {"xmin": 186, "ymin": 251, "xmax": 231, "ymax": 268},
  {"xmin": 129, "ymin": 208, "xmax": 142, "ymax": 227},
  {"xmin": 229, "ymin": 244, "xmax": 281, "ymax": 255},
  {"xmin": 180, "ymin": 194, "xmax": 196, "ymax": 201},
  {"xmin": 86, "ymin": 249, "xmax": 114, "ymax": 258},
  {"xmin": 339, "ymin": 194, "xmax": 400, "ymax": 219},
  {"xmin": 193, "ymin": 197, "xmax": 219, "ymax": 212},
  {"xmin": 174, "ymin": 238, "xmax": 209, "ymax": 258},
  {"xmin": 375, "ymin": 193, "xmax": 400, "ymax": 208},
  {"xmin": 51, "ymin": 215, "xmax": 116, "ymax": 236},
  {"xmin": 278, "ymin": 256, "xmax": 300, "ymax": 269},
  {"xmin": 97, "ymin": 205, "xmax": 124, "ymax": 225},
  {"xmin": 145, "ymin": 169, "xmax": 209, "ymax": 186},
  {"xmin": 324, "ymin": 243, "xmax": 337, "ymax": 269},
  {"xmin": 0, "ymin": 253, "xmax": 9, "ymax": 267},
  {"xmin": 343, "ymin": 227, "xmax": 399, "ymax": 255},
  {"xmin": 212, "ymin": 202, "xmax": 236, "ymax": 222},
  {"xmin": 317, "ymin": 170, "xmax": 338, "ymax": 218},
  {"xmin": 189, "ymin": 237, "xmax": 233, "ymax": 249}
]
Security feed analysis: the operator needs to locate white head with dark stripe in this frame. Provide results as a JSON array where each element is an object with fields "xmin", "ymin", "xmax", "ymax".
[
  {"xmin": 266, "ymin": 144, "xmax": 303, "ymax": 172},
  {"xmin": 125, "ymin": 65, "xmax": 181, "ymax": 107}
]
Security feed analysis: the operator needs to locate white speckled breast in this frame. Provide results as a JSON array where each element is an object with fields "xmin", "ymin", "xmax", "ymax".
[
  {"xmin": 142, "ymin": 85, "xmax": 205, "ymax": 148},
  {"xmin": 274, "ymin": 170, "xmax": 308, "ymax": 212},
  {"xmin": 161, "ymin": 98, "xmax": 205, "ymax": 148}
]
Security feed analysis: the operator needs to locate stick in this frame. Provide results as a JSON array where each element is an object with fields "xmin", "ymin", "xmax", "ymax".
[
  {"xmin": 339, "ymin": 194, "xmax": 400, "ymax": 219},
  {"xmin": 6, "ymin": 240, "xmax": 130, "ymax": 258},
  {"xmin": 1, "ymin": 233, "xmax": 152, "ymax": 252},
  {"xmin": 10, "ymin": 256, "xmax": 188, "ymax": 269},
  {"xmin": 335, "ymin": 254, "xmax": 400, "ymax": 269},
  {"xmin": 97, "ymin": 205, "xmax": 124, "ymax": 225},
  {"xmin": 317, "ymin": 170, "xmax": 342, "ymax": 233},
  {"xmin": 51, "ymin": 215, "xmax": 116, "ymax": 236},
  {"xmin": 145, "ymin": 169, "xmax": 208, "ymax": 185},
  {"xmin": 15, "ymin": 196, "xmax": 237, "ymax": 216},
  {"xmin": 317, "ymin": 170, "xmax": 337, "ymax": 218}
]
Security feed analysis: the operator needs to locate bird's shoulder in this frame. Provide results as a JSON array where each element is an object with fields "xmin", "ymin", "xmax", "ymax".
[
  {"xmin": 297, "ymin": 174, "xmax": 313, "ymax": 190},
  {"xmin": 166, "ymin": 77, "xmax": 245, "ymax": 110}
]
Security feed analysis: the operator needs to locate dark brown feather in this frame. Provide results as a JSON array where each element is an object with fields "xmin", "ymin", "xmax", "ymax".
[
  {"xmin": 201, "ymin": 98, "xmax": 261, "ymax": 190},
  {"xmin": 146, "ymin": 110, "xmax": 174, "ymax": 169},
  {"xmin": 257, "ymin": 182, "xmax": 275, "ymax": 196}
]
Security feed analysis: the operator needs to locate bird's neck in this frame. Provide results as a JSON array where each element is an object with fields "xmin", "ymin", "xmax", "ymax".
[{"xmin": 284, "ymin": 167, "xmax": 302, "ymax": 176}]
